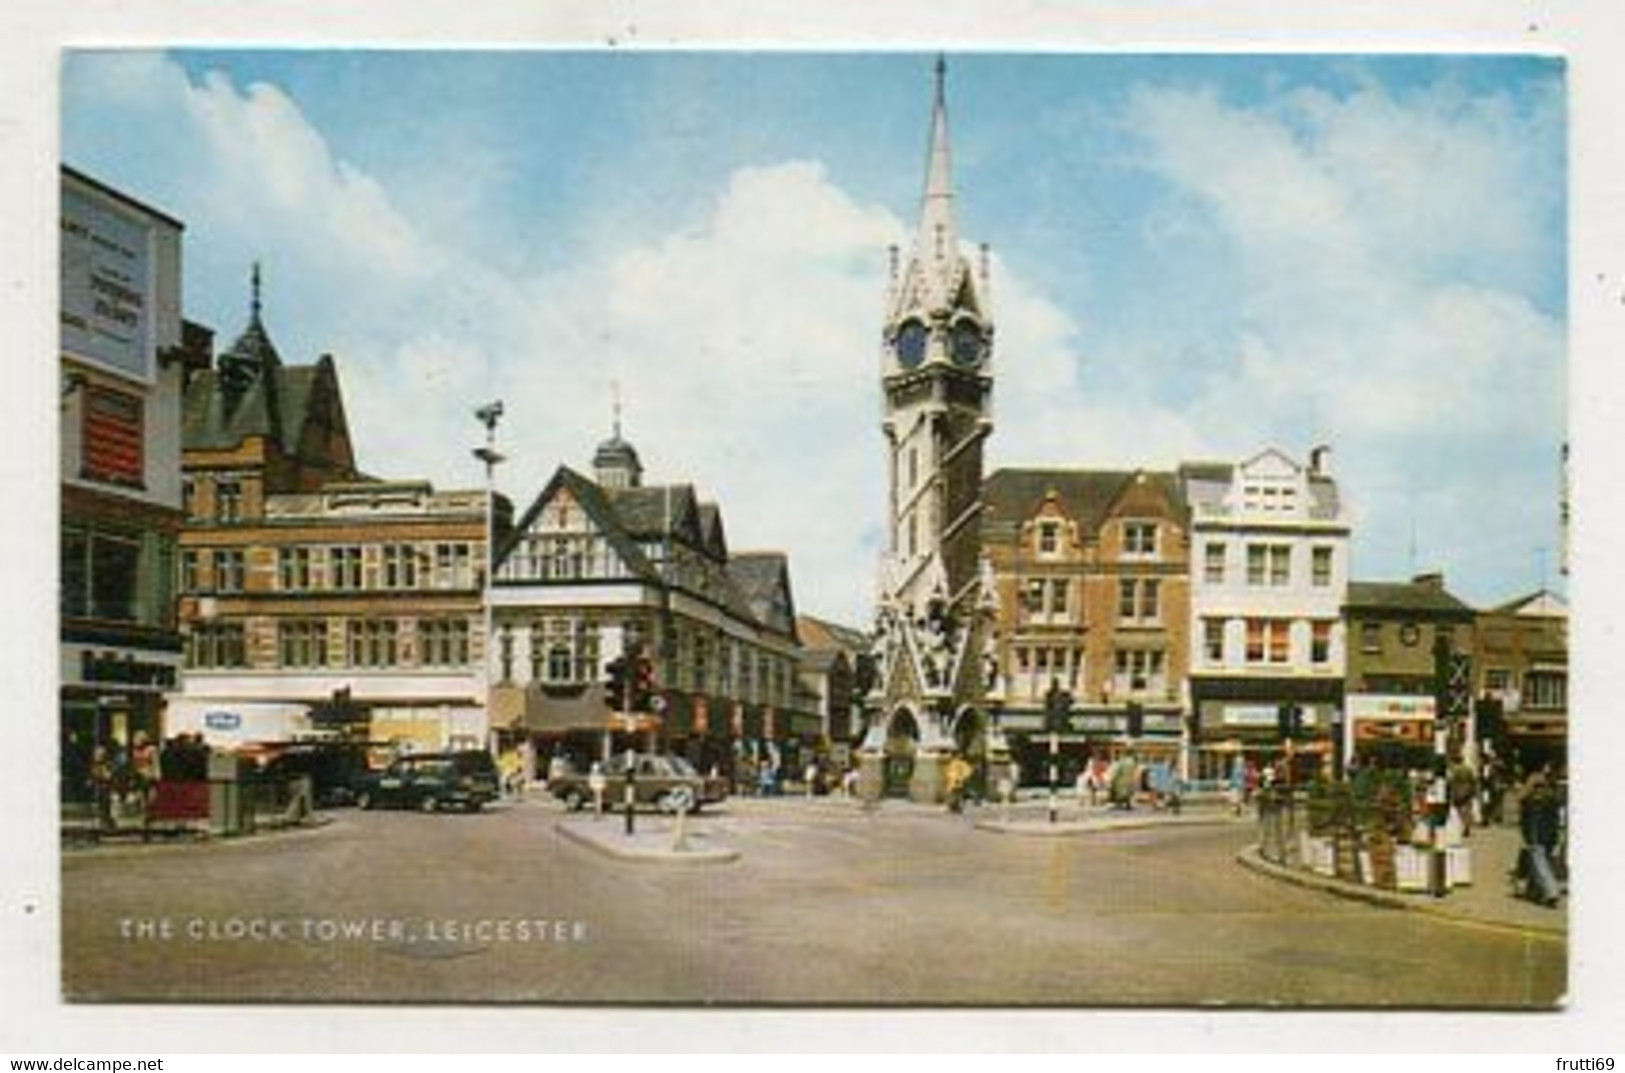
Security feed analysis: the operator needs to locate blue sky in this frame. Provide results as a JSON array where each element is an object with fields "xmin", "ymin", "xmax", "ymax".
[{"xmin": 61, "ymin": 50, "xmax": 1567, "ymax": 625}]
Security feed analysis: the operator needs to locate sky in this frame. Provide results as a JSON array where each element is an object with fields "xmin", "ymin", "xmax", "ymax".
[{"xmin": 60, "ymin": 50, "xmax": 1567, "ymax": 627}]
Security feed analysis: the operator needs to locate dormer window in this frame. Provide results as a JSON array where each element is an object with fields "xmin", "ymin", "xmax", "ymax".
[
  {"xmin": 1037, "ymin": 521, "xmax": 1060, "ymax": 557},
  {"xmin": 1123, "ymin": 522, "xmax": 1158, "ymax": 559}
]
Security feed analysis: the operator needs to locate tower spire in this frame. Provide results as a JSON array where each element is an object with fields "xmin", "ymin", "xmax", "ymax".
[
  {"xmin": 919, "ymin": 54, "xmax": 957, "ymax": 270},
  {"xmin": 611, "ymin": 379, "xmax": 623, "ymax": 440},
  {"xmin": 251, "ymin": 261, "xmax": 263, "ymax": 324}
]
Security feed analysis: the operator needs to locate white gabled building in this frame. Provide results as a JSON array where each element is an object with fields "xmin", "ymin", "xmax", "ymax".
[
  {"xmin": 1180, "ymin": 447, "xmax": 1351, "ymax": 781},
  {"xmin": 488, "ymin": 427, "xmax": 814, "ymax": 782}
]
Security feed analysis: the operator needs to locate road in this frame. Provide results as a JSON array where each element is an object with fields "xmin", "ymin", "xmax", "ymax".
[{"xmin": 60, "ymin": 796, "xmax": 1566, "ymax": 1006}]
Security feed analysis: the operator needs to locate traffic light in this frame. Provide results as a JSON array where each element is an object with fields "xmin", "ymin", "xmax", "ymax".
[
  {"xmin": 631, "ymin": 655, "xmax": 656, "ymax": 713},
  {"xmin": 1475, "ymin": 695, "xmax": 1504, "ymax": 742},
  {"xmin": 1433, "ymin": 632, "xmax": 1472, "ymax": 721},
  {"xmin": 1277, "ymin": 703, "xmax": 1301, "ymax": 740},
  {"xmin": 1125, "ymin": 701, "xmax": 1144, "ymax": 739},
  {"xmin": 603, "ymin": 655, "xmax": 628, "ymax": 710},
  {"xmin": 1043, "ymin": 681, "xmax": 1072, "ymax": 733}
]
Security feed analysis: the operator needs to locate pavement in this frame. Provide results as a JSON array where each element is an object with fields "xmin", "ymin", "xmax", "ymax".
[
  {"xmin": 1235, "ymin": 819, "xmax": 1567, "ymax": 936},
  {"xmin": 554, "ymin": 811, "xmax": 740, "ymax": 863}
]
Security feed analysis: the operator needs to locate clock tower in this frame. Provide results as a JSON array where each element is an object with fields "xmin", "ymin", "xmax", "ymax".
[{"xmin": 860, "ymin": 57, "xmax": 1003, "ymax": 802}]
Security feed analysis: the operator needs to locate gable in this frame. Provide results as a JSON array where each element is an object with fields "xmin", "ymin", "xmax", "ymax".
[{"xmin": 496, "ymin": 466, "xmax": 654, "ymax": 583}]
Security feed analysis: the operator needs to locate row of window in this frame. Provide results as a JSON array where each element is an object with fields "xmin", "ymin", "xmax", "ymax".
[
  {"xmin": 185, "ymin": 617, "xmax": 472, "ymax": 670},
  {"xmin": 1483, "ymin": 668, "xmax": 1568, "ymax": 710},
  {"xmin": 1034, "ymin": 520, "xmax": 1160, "ymax": 559},
  {"xmin": 1017, "ymin": 577, "xmax": 1165, "ymax": 625},
  {"xmin": 1202, "ymin": 542, "xmax": 1337, "ymax": 587},
  {"xmin": 179, "ymin": 542, "xmax": 478, "ymax": 594},
  {"xmin": 492, "ymin": 618, "xmax": 795, "ymax": 709},
  {"xmin": 1005, "ymin": 645, "xmax": 1169, "ymax": 698},
  {"xmin": 498, "ymin": 535, "xmax": 632, "ymax": 583},
  {"xmin": 1199, "ymin": 617, "xmax": 1336, "ymax": 666}
]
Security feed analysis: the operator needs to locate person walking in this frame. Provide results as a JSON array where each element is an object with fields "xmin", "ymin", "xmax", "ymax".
[
  {"xmin": 1516, "ymin": 762, "xmax": 1562, "ymax": 906},
  {"xmin": 944, "ymin": 753, "xmax": 972, "ymax": 814}
]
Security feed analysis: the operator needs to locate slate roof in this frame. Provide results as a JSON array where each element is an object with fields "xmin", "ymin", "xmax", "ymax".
[
  {"xmin": 797, "ymin": 614, "xmax": 872, "ymax": 655},
  {"xmin": 604, "ymin": 484, "xmax": 700, "ymax": 543},
  {"xmin": 728, "ymin": 552, "xmax": 796, "ymax": 637},
  {"xmin": 1346, "ymin": 579, "xmax": 1476, "ymax": 617},
  {"xmin": 982, "ymin": 467, "xmax": 1184, "ymax": 540}
]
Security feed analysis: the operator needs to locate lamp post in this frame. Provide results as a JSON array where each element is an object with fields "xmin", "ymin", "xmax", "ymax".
[{"xmin": 473, "ymin": 401, "xmax": 505, "ymax": 753}]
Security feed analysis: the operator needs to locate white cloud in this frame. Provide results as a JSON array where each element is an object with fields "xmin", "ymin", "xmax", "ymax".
[{"xmin": 1107, "ymin": 79, "xmax": 1565, "ymax": 600}]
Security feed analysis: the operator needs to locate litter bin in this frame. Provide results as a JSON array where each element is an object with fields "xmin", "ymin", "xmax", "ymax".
[{"xmin": 208, "ymin": 751, "xmax": 246, "ymax": 836}]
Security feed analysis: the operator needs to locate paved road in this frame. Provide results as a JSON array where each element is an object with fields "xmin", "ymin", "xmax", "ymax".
[{"xmin": 60, "ymin": 797, "xmax": 1565, "ymax": 1007}]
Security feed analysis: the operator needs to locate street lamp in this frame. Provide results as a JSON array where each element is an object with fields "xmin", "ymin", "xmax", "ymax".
[{"xmin": 473, "ymin": 401, "xmax": 506, "ymax": 752}]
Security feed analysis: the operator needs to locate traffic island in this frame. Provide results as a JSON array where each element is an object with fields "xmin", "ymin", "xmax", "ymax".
[{"xmin": 555, "ymin": 819, "xmax": 740, "ymax": 864}]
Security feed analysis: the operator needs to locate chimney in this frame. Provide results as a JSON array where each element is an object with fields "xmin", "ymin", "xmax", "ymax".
[{"xmin": 1412, "ymin": 572, "xmax": 1444, "ymax": 592}]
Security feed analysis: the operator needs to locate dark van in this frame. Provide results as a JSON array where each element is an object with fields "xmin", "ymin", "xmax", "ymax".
[{"xmin": 354, "ymin": 751, "xmax": 500, "ymax": 813}]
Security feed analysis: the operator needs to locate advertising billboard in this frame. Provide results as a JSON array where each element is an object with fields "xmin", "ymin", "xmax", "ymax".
[{"xmin": 60, "ymin": 183, "xmax": 154, "ymax": 382}]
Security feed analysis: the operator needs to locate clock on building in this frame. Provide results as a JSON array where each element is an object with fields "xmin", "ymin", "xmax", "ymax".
[
  {"xmin": 895, "ymin": 321, "xmax": 928, "ymax": 369},
  {"xmin": 950, "ymin": 320, "xmax": 984, "ymax": 367}
]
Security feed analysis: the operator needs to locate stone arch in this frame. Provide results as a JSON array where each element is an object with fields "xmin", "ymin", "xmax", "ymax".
[{"xmin": 882, "ymin": 706, "xmax": 922, "ymax": 798}]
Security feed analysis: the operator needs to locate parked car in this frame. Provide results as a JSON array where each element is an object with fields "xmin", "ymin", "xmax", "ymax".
[
  {"xmin": 550, "ymin": 753, "xmax": 728, "ymax": 815},
  {"xmin": 254, "ymin": 740, "xmax": 379, "ymax": 807},
  {"xmin": 355, "ymin": 751, "xmax": 500, "ymax": 813}
]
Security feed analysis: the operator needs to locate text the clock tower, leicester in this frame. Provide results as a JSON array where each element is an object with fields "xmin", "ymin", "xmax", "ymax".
[{"xmin": 859, "ymin": 58, "xmax": 1006, "ymax": 803}]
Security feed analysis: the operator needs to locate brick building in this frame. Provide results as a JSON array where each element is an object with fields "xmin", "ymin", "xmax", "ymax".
[
  {"xmin": 980, "ymin": 468, "xmax": 1192, "ymax": 779},
  {"xmin": 168, "ymin": 272, "xmax": 503, "ymax": 752}
]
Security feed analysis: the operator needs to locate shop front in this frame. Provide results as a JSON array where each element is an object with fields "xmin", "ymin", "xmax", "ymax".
[
  {"xmin": 1190, "ymin": 676, "xmax": 1343, "ymax": 783},
  {"xmin": 60, "ymin": 640, "xmax": 180, "ymax": 805}
]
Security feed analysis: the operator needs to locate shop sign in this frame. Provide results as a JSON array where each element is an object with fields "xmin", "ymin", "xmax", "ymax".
[
  {"xmin": 203, "ymin": 711, "xmax": 242, "ymax": 731},
  {"xmin": 1348, "ymin": 694, "xmax": 1435, "ymax": 722},
  {"xmin": 61, "ymin": 185, "xmax": 155, "ymax": 382},
  {"xmin": 1221, "ymin": 705, "xmax": 1279, "ymax": 727},
  {"xmin": 79, "ymin": 650, "xmax": 177, "ymax": 689}
]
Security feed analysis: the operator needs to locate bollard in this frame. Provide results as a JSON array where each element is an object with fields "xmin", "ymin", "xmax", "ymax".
[{"xmin": 623, "ymin": 768, "xmax": 637, "ymax": 836}]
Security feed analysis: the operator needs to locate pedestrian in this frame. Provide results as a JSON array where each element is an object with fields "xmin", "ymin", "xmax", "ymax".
[
  {"xmin": 1227, "ymin": 758, "xmax": 1245, "ymax": 815},
  {"xmin": 944, "ymin": 753, "xmax": 971, "ymax": 814},
  {"xmin": 1515, "ymin": 762, "xmax": 1562, "ymax": 907},
  {"xmin": 1447, "ymin": 758, "xmax": 1477, "ymax": 837},
  {"xmin": 1243, "ymin": 759, "xmax": 1260, "ymax": 807},
  {"xmin": 804, "ymin": 760, "xmax": 820, "ymax": 799},
  {"xmin": 89, "ymin": 745, "xmax": 113, "ymax": 831},
  {"xmin": 130, "ymin": 731, "xmax": 159, "ymax": 821}
]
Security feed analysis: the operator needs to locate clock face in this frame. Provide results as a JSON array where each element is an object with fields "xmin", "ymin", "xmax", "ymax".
[
  {"xmin": 895, "ymin": 322, "xmax": 927, "ymax": 368},
  {"xmin": 950, "ymin": 321, "xmax": 984, "ymax": 366}
]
